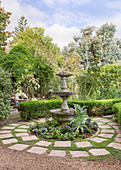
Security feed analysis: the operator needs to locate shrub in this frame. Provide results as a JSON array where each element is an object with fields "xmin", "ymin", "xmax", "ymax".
[
  {"xmin": 18, "ymin": 99, "xmax": 62, "ymax": 120},
  {"xmin": 112, "ymin": 103, "xmax": 121, "ymax": 126},
  {"xmin": 18, "ymin": 98, "xmax": 121, "ymax": 120},
  {"xmin": 68, "ymin": 98, "xmax": 121, "ymax": 116},
  {"xmin": 29, "ymin": 105, "xmax": 98, "ymax": 141},
  {"xmin": 0, "ymin": 68, "xmax": 12, "ymax": 120}
]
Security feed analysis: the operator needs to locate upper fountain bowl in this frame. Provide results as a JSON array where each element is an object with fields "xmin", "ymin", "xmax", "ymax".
[
  {"xmin": 56, "ymin": 72, "xmax": 73, "ymax": 78},
  {"xmin": 52, "ymin": 91, "xmax": 75, "ymax": 97}
]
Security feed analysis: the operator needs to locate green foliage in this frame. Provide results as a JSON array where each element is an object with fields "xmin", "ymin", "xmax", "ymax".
[
  {"xmin": 18, "ymin": 98, "xmax": 121, "ymax": 120},
  {"xmin": 11, "ymin": 27, "xmax": 60, "ymax": 68},
  {"xmin": 0, "ymin": 68, "xmax": 12, "ymax": 120},
  {"xmin": 29, "ymin": 104, "xmax": 98, "ymax": 141},
  {"xmin": 0, "ymin": 1, "xmax": 12, "ymax": 52},
  {"xmin": 32, "ymin": 57, "xmax": 54, "ymax": 96},
  {"xmin": 1, "ymin": 44, "xmax": 34, "ymax": 86},
  {"xmin": 24, "ymin": 75, "xmax": 40, "ymax": 100},
  {"xmin": 63, "ymin": 23, "xmax": 121, "ymax": 100},
  {"xmin": 112, "ymin": 103, "xmax": 121, "ymax": 126},
  {"xmin": 68, "ymin": 98, "xmax": 121, "ymax": 117},
  {"xmin": 18, "ymin": 99, "xmax": 62, "ymax": 120},
  {"xmin": 96, "ymin": 64, "xmax": 121, "ymax": 99},
  {"xmin": 13, "ymin": 15, "xmax": 28, "ymax": 36}
]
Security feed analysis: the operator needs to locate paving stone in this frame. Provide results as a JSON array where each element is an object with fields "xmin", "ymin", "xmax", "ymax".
[
  {"xmin": 54, "ymin": 141, "xmax": 71, "ymax": 147},
  {"xmin": 8, "ymin": 144, "xmax": 29, "ymax": 151},
  {"xmin": 92, "ymin": 118, "xmax": 103, "ymax": 121},
  {"xmin": 70, "ymin": 151, "xmax": 89, "ymax": 157},
  {"xmin": 14, "ymin": 129, "xmax": 27, "ymax": 132},
  {"xmin": 115, "ymin": 138, "xmax": 121, "ymax": 143},
  {"xmin": 107, "ymin": 142, "xmax": 121, "ymax": 150},
  {"xmin": 2, "ymin": 138, "xmax": 18, "ymax": 144},
  {"xmin": 108, "ymin": 122, "xmax": 118, "ymax": 126},
  {"xmin": 89, "ymin": 149, "xmax": 110, "ymax": 156},
  {"xmin": 101, "ymin": 129, "xmax": 115, "ymax": 133},
  {"xmin": 116, "ymin": 134, "xmax": 121, "ymax": 138},
  {"xmin": 115, "ymin": 129, "xmax": 121, "ymax": 134},
  {"xmin": 75, "ymin": 141, "xmax": 93, "ymax": 148},
  {"xmin": 35, "ymin": 141, "xmax": 52, "ymax": 147},
  {"xmin": 97, "ymin": 122, "xmax": 105, "ymax": 125},
  {"xmin": 2, "ymin": 126, "xmax": 15, "ymax": 130},
  {"xmin": 22, "ymin": 135, "xmax": 38, "ymax": 141},
  {"xmin": 100, "ymin": 119, "xmax": 111, "ymax": 123},
  {"xmin": 37, "ymin": 118, "xmax": 45, "ymax": 123},
  {"xmin": 89, "ymin": 137, "xmax": 107, "ymax": 143},
  {"xmin": 18, "ymin": 125, "xmax": 29, "ymax": 129},
  {"xmin": 49, "ymin": 150, "xmax": 66, "ymax": 157},
  {"xmin": 27, "ymin": 146, "xmax": 47, "ymax": 154},
  {"xmin": 15, "ymin": 133, "xmax": 29, "ymax": 137},
  {"xmin": 0, "ymin": 134, "xmax": 13, "ymax": 139},
  {"xmin": 102, "ymin": 115, "xmax": 114, "ymax": 119},
  {"xmin": 112, "ymin": 126, "xmax": 120, "ymax": 129},
  {"xmin": 27, "ymin": 122, "xmax": 34, "ymax": 125},
  {"xmin": 99, "ymin": 125, "xmax": 111, "ymax": 129},
  {"xmin": 9, "ymin": 123, "xmax": 20, "ymax": 126},
  {"xmin": 0, "ymin": 130, "xmax": 11, "ymax": 134},
  {"xmin": 98, "ymin": 133, "xmax": 114, "ymax": 138}
]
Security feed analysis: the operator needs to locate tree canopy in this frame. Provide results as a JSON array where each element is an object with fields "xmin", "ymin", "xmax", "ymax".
[
  {"xmin": 13, "ymin": 15, "xmax": 28, "ymax": 36},
  {"xmin": 0, "ymin": 1, "xmax": 11, "ymax": 52},
  {"xmin": 11, "ymin": 27, "xmax": 60, "ymax": 68}
]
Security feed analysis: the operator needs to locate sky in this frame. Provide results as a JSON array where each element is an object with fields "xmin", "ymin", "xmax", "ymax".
[{"xmin": 2, "ymin": 0, "xmax": 121, "ymax": 49}]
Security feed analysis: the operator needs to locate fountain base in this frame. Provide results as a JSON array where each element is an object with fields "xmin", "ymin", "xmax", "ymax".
[{"xmin": 49, "ymin": 108, "xmax": 75, "ymax": 122}]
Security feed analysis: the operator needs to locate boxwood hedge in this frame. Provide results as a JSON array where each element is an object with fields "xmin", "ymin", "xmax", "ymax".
[
  {"xmin": 18, "ymin": 98, "xmax": 121, "ymax": 126},
  {"xmin": 112, "ymin": 102, "xmax": 121, "ymax": 126}
]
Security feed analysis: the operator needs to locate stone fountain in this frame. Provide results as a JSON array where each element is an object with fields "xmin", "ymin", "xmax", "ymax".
[{"xmin": 49, "ymin": 72, "xmax": 75, "ymax": 122}]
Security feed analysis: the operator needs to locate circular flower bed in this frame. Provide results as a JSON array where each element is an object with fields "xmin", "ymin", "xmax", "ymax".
[{"xmin": 29, "ymin": 104, "xmax": 98, "ymax": 141}]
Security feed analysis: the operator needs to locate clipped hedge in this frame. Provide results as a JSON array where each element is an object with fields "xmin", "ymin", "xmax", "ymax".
[
  {"xmin": 18, "ymin": 99, "xmax": 62, "ymax": 120},
  {"xmin": 18, "ymin": 98, "xmax": 121, "ymax": 120},
  {"xmin": 68, "ymin": 98, "xmax": 121, "ymax": 117},
  {"xmin": 112, "ymin": 103, "xmax": 121, "ymax": 126}
]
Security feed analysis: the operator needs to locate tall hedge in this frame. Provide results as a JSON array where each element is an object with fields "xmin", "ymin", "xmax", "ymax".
[{"xmin": 0, "ymin": 68, "xmax": 12, "ymax": 120}]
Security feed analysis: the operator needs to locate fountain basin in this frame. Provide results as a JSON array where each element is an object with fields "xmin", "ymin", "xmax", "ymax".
[
  {"xmin": 49, "ymin": 108, "xmax": 75, "ymax": 122},
  {"xmin": 52, "ymin": 91, "xmax": 75, "ymax": 97}
]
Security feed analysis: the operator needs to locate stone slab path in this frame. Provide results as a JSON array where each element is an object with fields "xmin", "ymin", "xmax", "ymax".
[{"xmin": 0, "ymin": 117, "xmax": 121, "ymax": 158}]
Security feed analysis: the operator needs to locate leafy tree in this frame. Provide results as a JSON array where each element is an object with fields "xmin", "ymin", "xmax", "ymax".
[
  {"xmin": 1, "ymin": 44, "xmax": 34, "ymax": 87},
  {"xmin": 74, "ymin": 23, "xmax": 121, "ymax": 71},
  {"xmin": 0, "ymin": 1, "xmax": 12, "ymax": 52},
  {"xmin": 0, "ymin": 68, "xmax": 12, "ymax": 120},
  {"xmin": 13, "ymin": 15, "xmax": 28, "ymax": 36},
  {"xmin": 10, "ymin": 27, "xmax": 60, "ymax": 68},
  {"xmin": 73, "ymin": 23, "xmax": 121, "ymax": 99},
  {"xmin": 32, "ymin": 57, "xmax": 54, "ymax": 96},
  {"xmin": 96, "ymin": 64, "xmax": 121, "ymax": 99}
]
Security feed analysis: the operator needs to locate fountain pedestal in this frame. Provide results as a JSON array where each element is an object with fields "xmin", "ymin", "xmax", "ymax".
[{"xmin": 49, "ymin": 72, "xmax": 75, "ymax": 122}]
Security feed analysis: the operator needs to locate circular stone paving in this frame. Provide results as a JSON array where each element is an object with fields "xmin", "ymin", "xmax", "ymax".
[{"xmin": 0, "ymin": 117, "xmax": 121, "ymax": 158}]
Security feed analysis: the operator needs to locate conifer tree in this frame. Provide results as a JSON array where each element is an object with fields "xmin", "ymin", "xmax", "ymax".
[{"xmin": 13, "ymin": 15, "xmax": 28, "ymax": 36}]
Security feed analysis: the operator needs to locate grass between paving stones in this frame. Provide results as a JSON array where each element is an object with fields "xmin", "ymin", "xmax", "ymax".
[{"xmin": 0, "ymin": 118, "xmax": 121, "ymax": 161}]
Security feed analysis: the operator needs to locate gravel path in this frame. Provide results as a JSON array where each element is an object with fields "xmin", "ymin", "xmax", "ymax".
[{"xmin": 0, "ymin": 144, "xmax": 121, "ymax": 170}]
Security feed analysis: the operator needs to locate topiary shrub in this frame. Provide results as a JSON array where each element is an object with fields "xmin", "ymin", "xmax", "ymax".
[{"xmin": 0, "ymin": 68, "xmax": 12, "ymax": 120}]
